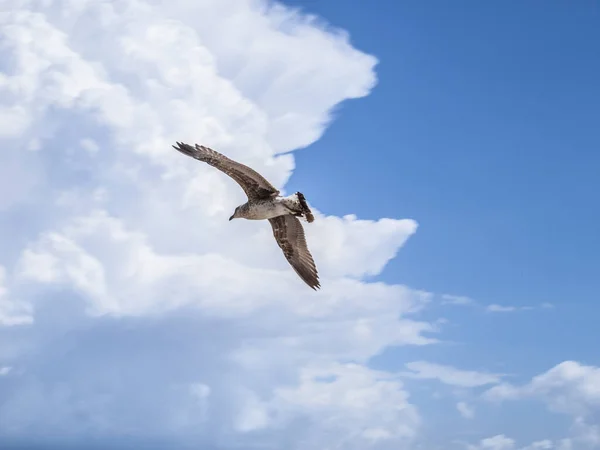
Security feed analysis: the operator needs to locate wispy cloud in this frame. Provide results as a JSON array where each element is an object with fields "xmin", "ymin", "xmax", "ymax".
[
  {"xmin": 403, "ymin": 361, "xmax": 503, "ymax": 388},
  {"xmin": 486, "ymin": 304, "xmax": 527, "ymax": 313},
  {"xmin": 441, "ymin": 293, "xmax": 554, "ymax": 314},
  {"xmin": 441, "ymin": 294, "xmax": 475, "ymax": 306},
  {"xmin": 456, "ymin": 401, "xmax": 475, "ymax": 419},
  {"xmin": 486, "ymin": 304, "xmax": 553, "ymax": 313}
]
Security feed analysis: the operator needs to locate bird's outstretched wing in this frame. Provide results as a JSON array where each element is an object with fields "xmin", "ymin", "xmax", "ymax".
[
  {"xmin": 269, "ymin": 215, "xmax": 320, "ymax": 290},
  {"xmin": 173, "ymin": 142, "xmax": 280, "ymax": 200}
]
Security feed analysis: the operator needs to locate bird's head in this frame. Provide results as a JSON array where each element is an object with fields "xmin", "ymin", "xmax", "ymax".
[{"xmin": 229, "ymin": 206, "xmax": 241, "ymax": 221}]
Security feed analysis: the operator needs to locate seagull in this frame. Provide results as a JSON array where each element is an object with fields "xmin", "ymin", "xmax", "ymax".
[{"xmin": 173, "ymin": 142, "xmax": 320, "ymax": 290}]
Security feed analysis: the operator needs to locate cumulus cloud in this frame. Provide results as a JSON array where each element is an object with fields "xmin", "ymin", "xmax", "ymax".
[
  {"xmin": 0, "ymin": 0, "xmax": 437, "ymax": 448},
  {"xmin": 485, "ymin": 361, "xmax": 600, "ymax": 449},
  {"xmin": 271, "ymin": 363, "xmax": 420, "ymax": 446},
  {"xmin": 485, "ymin": 361, "xmax": 600, "ymax": 417}
]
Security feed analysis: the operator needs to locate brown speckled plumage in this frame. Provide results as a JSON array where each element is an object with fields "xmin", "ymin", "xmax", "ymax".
[{"xmin": 173, "ymin": 141, "xmax": 320, "ymax": 290}]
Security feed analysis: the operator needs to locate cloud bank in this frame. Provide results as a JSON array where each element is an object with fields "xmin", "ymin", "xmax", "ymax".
[{"xmin": 0, "ymin": 1, "xmax": 432, "ymax": 448}]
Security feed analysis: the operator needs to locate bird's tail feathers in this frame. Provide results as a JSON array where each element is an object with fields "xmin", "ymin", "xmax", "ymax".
[{"xmin": 296, "ymin": 192, "xmax": 314, "ymax": 223}]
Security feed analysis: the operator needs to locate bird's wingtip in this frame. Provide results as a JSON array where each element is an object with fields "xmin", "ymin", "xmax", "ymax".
[{"xmin": 173, "ymin": 141, "xmax": 195, "ymax": 155}]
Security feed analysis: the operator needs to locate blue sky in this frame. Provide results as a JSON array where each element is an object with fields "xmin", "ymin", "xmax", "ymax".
[
  {"xmin": 288, "ymin": 0, "xmax": 599, "ymax": 304},
  {"xmin": 1, "ymin": 1, "xmax": 599, "ymax": 449},
  {"xmin": 286, "ymin": 2, "xmax": 600, "ymax": 444},
  {"xmin": 287, "ymin": 0, "xmax": 600, "ymax": 378}
]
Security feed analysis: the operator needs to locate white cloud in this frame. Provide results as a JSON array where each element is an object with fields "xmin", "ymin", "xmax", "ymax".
[
  {"xmin": 485, "ymin": 304, "xmax": 553, "ymax": 313},
  {"xmin": 0, "ymin": 0, "xmax": 434, "ymax": 448},
  {"xmin": 555, "ymin": 440, "xmax": 573, "ymax": 450},
  {"xmin": 271, "ymin": 363, "xmax": 419, "ymax": 446},
  {"xmin": 457, "ymin": 401, "xmax": 475, "ymax": 419},
  {"xmin": 80, "ymin": 138, "xmax": 100, "ymax": 154},
  {"xmin": 0, "ymin": 265, "xmax": 33, "ymax": 326},
  {"xmin": 468, "ymin": 434, "xmax": 516, "ymax": 450},
  {"xmin": 485, "ymin": 361, "xmax": 600, "ymax": 449},
  {"xmin": 403, "ymin": 361, "xmax": 502, "ymax": 388},
  {"xmin": 520, "ymin": 440, "xmax": 554, "ymax": 450},
  {"xmin": 571, "ymin": 417, "xmax": 600, "ymax": 448},
  {"xmin": 485, "ymin": 361, "xmax": 600, "ymax": 417},
  {"xmin": 465, "ymin": 435, "xmax": 582, "ymax": 450},
  {"xmin": 467, "ymin": 435, "xmax": 559, "ymax": 450},
  {"xmin": 441, "ymin": 297, "xmax": 551, "ymax": 314},
  {"xmin": 487, "ymin": 305, "xmax": 519, "ymax": 313},
  {"xmin": 486, "ymin": 304, "xmax": 534, "ymax": 313}
]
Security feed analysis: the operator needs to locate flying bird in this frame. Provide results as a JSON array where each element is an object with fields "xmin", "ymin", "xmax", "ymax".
[{"xmin": 173, "ymin": 142, "xmax": 320, "ymax": 290}]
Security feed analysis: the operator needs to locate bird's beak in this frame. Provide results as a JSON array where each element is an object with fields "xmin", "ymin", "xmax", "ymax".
[{"xmin": 229, "ymin": 215, "xmax": 234, "ymax": 221}]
